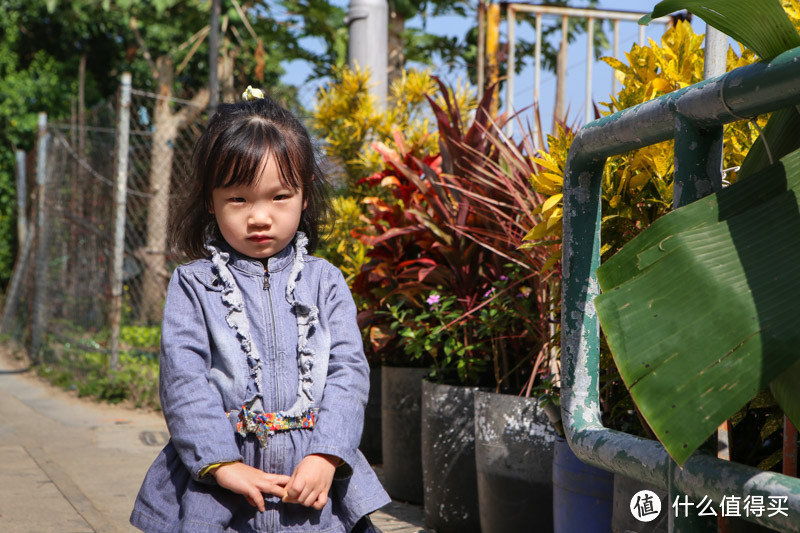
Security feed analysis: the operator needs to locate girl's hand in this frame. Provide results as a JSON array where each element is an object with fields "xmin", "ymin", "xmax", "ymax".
[
  {"xmin": 282, "ymin": 453, "xmax": 339, "ymax": 510},
  {"xmin": 212, "ymin": 462, "xmax": 290, "ymax": 512}
]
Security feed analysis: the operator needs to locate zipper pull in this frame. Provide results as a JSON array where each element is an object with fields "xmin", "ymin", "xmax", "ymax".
[{"xmin": 264, "ymin": 271, "xmax": 270, "ymax": 290}]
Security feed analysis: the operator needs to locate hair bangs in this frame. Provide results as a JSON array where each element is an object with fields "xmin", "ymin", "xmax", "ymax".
[
  {"xmin": 211, "ymin": 120, "xmax": 271, "ymax": 190},
  {"xmin": 210, "ymin": 120, "xmax": 305, "ymax": 193},
  {"xmin": 262, "ymin": 124, "xmax": 305, "ymax": 192}
]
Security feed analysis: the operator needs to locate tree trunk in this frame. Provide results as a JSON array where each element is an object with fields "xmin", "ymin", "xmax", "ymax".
[
  {"xmin": 387, "ymin": 8, "xmax": 405, "ymax": 93},
  {"xmin": 139, "ymin": 57, "xmax": 176, "ymax": 323},
  {"xmin": 139, "ymin": 56, "xmax": 209, "ymax": 323},
  {"xmin": 221, "ymin": 39, "xmax": 236, "ymax": 104}
]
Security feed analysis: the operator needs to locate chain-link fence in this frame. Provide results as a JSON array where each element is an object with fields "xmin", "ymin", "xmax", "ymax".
[{"xmin": 1, "ymin": 78, "xmax": 207, "ymax": 374}]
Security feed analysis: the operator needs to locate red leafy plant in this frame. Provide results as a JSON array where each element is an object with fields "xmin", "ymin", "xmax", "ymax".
[{"xmin": 353, "ymin": 80, "xmax": 557, "ymax": 392}]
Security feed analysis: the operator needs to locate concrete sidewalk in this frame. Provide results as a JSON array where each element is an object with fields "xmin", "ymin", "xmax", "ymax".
[{"xmin": 0, "ymin": 349, "xmax": 425, "ymax": 532}]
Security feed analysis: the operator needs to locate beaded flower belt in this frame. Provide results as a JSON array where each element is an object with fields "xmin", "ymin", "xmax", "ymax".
[{"xmin": 229, "ymin": 405, "xmax": 316, "ymax": 448}]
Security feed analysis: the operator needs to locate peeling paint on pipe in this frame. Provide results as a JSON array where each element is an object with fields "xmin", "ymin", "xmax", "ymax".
[{"xmin": 561, "ymin": 45, "xmax": 800, "ymax": 532}]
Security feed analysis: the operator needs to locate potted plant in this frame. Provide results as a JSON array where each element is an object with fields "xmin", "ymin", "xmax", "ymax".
[
  {"xmin": 360, "ymin": 81, "xmax": 558, "ymax": 532},
  {"xmin": 312, "ymin": 67, "xmax": 474, "ymax": 485}
]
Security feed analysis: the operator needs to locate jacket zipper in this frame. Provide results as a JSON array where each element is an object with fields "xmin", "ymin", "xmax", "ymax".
[{"xmin": 263, "ymin": 269, "xmax": 279, "ymax": 532}]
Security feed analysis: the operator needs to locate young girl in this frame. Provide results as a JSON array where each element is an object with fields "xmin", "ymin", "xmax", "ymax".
[{"xmin": 130, "ymin": 90, "xmax": 390, "ymax": 532}]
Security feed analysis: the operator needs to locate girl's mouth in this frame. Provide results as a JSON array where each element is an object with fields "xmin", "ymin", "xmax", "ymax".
[{"xmin": 248, "ymin": 236, "xmax": 273, "ymax": 243}]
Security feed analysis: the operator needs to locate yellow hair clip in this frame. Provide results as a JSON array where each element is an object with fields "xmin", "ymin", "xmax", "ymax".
[{"xmin": 242, "ymin": 85, "xmax": 265, "ymax": 101}]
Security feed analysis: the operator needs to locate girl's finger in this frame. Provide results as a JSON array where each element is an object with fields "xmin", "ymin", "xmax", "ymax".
[
  {"xmin": 286, "ymin": 478, "xmax": 305, "ymax": 501},
  {"xmin": 312, "ymin": 492, "xmax": 327, "ymax": 511},
  {"xmin": 249, "ymin": 489, "xmax": 266, "ymax": 512},
  {"xmin": 265, "ymin": 473, "xmax": 291, "ymax": 486},
  {"xmin": 245, "ymin": 495, "xmax": 259, "ymax": 510},
  {"xmin": 300, "ymin": 487, "xmax": 317, "ymax": 508},
  {"xmin": 259, "ymin": 480, "xmax": 288, "ymax": 499}
]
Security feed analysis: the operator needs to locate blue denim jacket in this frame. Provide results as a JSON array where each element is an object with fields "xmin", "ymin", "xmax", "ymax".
[{"xmin": 131, "ymin": 234, "xmax": 390, "ymax": 532}]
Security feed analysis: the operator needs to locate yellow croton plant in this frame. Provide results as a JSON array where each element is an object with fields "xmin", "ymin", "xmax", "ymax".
[{"xmin": 522, "ymin": 15, "xmax": 795, "ymax": 266}]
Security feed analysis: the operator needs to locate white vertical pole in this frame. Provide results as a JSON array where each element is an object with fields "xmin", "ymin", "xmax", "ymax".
[
  {"xmin": 477, "ymin": 0, "xmax": 485, "ymax": 100},
  {"xmin": 15, "ymin": 150, "xmax": 26, "ymax": 246},
  {"xmin": 585, "ymin": 17, "xmax": 594, "ymax": 125},
  {"xmin": 31, "ymin": 112, "xmax": 49, "ymax": 361},
  {"xmin": 506, "ymin": 5, "xmax": 516, "ymax": 136},
  {"xmin": 534, "ymin": 13, "xmax": 542, "ymax": 104},
  {"xmin": 534, "ymin": 13, "xmax": 542, "ymax": 150},
  {"xmin": 347, "ymin": 0, "xmax": 389, "ymax": 107},
  {"xmin": 704, "ymin": 25, "xmax": 728, "ymax": 79},
  {"xmin": 109, "ymin": 72, "xmax": 132, "ymax": 371},
  {"xmin": 612, "ymin": 19, "xmax": 620, "ymax": 95},
  {"xmin": 638, "ymin": 24, "xmax": 645, "ymax": 46}
]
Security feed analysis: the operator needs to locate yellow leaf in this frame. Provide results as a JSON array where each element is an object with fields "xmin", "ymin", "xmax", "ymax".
[
  {"xmin": 542, "ymin": 194, "xmax": 563, "ymax": 213},
  {"xmin": 523, "ymin": 222, "xmax": 549, "ymax": 242},
  {"xmin": 533, "ymin": 157, "xmax": 563, "ymax": 174},
  {"xmin": 541, "ymin": 249, "xmax": 562, "ymax": 272},
  {"xmin": 629, "ymin": 172, "xmax": 650, "ymax": 190},
  {"xmin": 546, "ymin": 209, "xmax": 563, "ymax": 230},
  {"xmin": 651, "ymin": 77, "xmax": 672, "ymax": 93}
]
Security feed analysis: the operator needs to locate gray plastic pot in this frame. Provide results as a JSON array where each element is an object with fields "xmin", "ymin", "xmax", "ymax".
[
  {"xmin": 421, "ymin": 380, "xmax": 481, "ymax": 533},
  {"xmin": 474, "ymin": 390, "xmax": 557, "ymax": 533},
  {"xmin": 380, "ymin": 366, "xmax": 428, "ymax": 504}
]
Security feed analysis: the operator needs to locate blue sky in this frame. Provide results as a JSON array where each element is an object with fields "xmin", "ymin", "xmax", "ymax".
[{"xmin": 280, "ymin": 1, "xmax": 707, "ymax": 137}]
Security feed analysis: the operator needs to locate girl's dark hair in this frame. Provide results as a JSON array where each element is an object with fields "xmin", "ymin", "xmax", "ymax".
[{"xmin": 171, "ymin": 96, "xmax": 332, "ymax": 260}]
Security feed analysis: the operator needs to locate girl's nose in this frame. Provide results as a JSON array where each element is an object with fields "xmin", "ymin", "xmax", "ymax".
[{"xmin": 249, "ymin": 204, "xmax": 272, "ymax": 226}]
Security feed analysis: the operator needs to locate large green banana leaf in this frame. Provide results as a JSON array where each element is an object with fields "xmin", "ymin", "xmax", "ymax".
[
  {"xmin": 738, "ymin": 106, "xmax": 800, "ymax": 179},
  {"xmin": 641, "ymin": 0, "xmax": 800, "ymax": 59},
  {"xmin": 602, "ymin": 0, "xmax": 800, "ymax": 464},
  {"xmin": 595, "ymin": 147, "xmax": 800, "ymax": 465},
  {"xmin": 597, "ymin": 147, "xmax": 800, "ymax": 289}
]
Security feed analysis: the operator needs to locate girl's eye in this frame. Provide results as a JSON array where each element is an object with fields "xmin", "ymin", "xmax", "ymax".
[
  {"xmin": 229, "ymin": 197, "xmax": 246, "ymax": 203},
  {"xmin": 275, "ymin": 193, "xmax": 292, "ymax": 201}
]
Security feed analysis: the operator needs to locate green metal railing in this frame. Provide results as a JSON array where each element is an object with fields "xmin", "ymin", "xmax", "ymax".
[{"xmin": 561, "ymin": 46, "xmax": 800, "ymax": 531}]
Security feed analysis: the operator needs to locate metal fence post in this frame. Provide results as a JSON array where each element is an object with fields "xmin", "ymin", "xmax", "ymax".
[
  {"xmin": 506, "ymin": 5, "xmax": 516, "ymax": 136},
  {"xmin": 30, "ymin": 112, "xmax": 50, "ymax": 362},
  {"xmin": 15, "ymin": 150, "xmax": 26, "ymax": 245},
  {"xmin": 109, "ymin": 73, "xmax": 132, "ymax": 371}
]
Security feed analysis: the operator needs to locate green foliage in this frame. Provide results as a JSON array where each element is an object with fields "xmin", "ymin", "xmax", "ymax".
[
  {"xmin": 352, "ymin": 82, "xmax": 551, "ymax": 390},
  {"xmin": 120, "ymin": 324, "xmax": 161, "ymax": 351},
  {"xmin": 38, "ymin": 349, "xmax": 159, "ymax": 410},
  {"xmin": 644, "ymin": 0, "xmax": 800, "ymax": 59},
  {"xmin": 277, "ymin": 0, "xmax": 349, "ymax": 84},
  {"xmin": 387, "ymin": 293, "xmax": 485, "ymax": 384},
  {"xmin": 36, "ymin": 323, "xmax": 160, "ymax": 409},
  {"xmin": 315, "ymin": 195, "xmax": 369, "ymax": 288},
  {"xmin": 591, "ymin": 0, "xmax": 800, "ymax": 467},
  {"xmin": 311, "ymin": 66, "xmax": 475, "ymax": 192},
  {"xmin": 524, "ymin": 21, "xmax": 764, "ymax": 264}
]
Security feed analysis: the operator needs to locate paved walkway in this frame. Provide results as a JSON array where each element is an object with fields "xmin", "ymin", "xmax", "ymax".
[{"xmin": 0, "ymin": 347, "xmax": 425, "ymax": 532}]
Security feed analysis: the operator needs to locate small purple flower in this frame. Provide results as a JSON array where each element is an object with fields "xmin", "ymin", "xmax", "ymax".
[
  {"xmin": 426, "ymin": 293, "xmax": 441, "ymax": 306},
  {"xmin": 499, "ymin": 275, "xmax": 509, "ymax": 281},
  {"xmin": 483, "ymin": 288, "xmax": 495, "ymax": 298}
]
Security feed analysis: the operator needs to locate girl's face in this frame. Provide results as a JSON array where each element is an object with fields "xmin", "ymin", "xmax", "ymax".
[{"xmin": 210, "ymin": 155, "xmax": 305, "ymax": 262}]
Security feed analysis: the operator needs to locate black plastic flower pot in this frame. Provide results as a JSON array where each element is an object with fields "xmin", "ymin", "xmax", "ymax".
[
  {"xmin": 358, "ymin": 367, "xmax": 382, "ymax": 465},
  {"xmin": 474, "ymin": 390, "xmax": 557, "ymax": 533},
  {"xmin": 381, "ymin": 366, "xmax": 428, "ymax": 504},
  {"xmin": 421, "ymin": 380, "xmax": 481, "ymax": 533}
]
